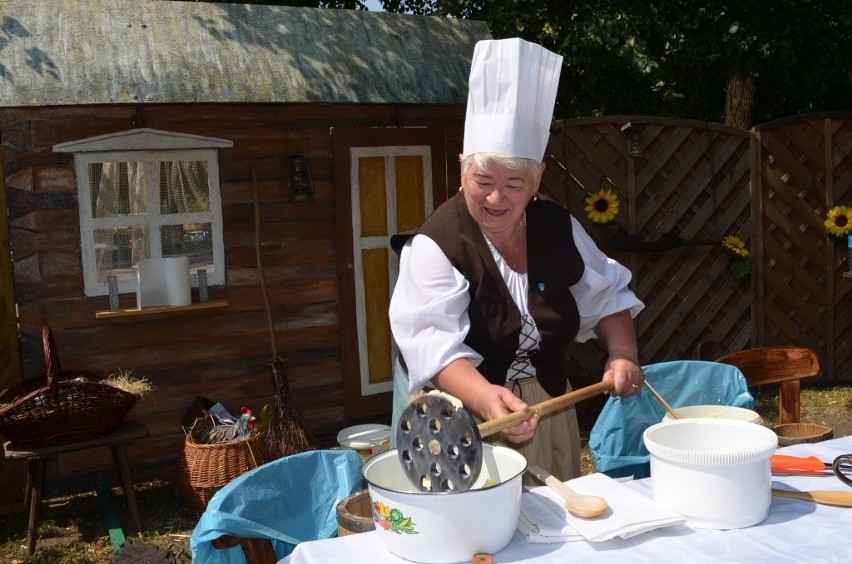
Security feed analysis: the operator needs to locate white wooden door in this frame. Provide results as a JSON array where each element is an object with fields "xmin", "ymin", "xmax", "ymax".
[{"xmin": 350, "ymin": 147, "xmax": 433, "ymax": 396}]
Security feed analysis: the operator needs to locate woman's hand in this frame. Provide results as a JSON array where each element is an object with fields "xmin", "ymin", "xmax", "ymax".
[
  {"xmin": 603, "ymin": 356, "xmax": 644, "ymax": 397},
  {"xmin": 432, "ymin": 359, "xmax": 539, "ymax": 443},
  {"xmin": 474, "ymin": 384, "xmax": 540, "ymax": 444}
]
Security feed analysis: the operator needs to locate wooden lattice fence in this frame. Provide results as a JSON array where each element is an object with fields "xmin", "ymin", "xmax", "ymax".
[
  {"xmin": 752, "ymin": 115, "xmax": 851, "ymax": 383},
  {"xmin": 540, "ymin": 114, "xmax": 850, "ymax": 390}
]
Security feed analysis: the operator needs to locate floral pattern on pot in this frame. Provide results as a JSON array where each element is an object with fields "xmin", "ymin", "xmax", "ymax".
[{"xmin": 372, "ymin": 500, "xmax": 419, "ymax": 535}]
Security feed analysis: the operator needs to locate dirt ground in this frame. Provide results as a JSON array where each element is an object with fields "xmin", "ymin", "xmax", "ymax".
[
  {"xmin": 770, "ymin": 385, "xmax": 852, "ymax": 437},
  {"xmin": 1, "ymin": 384, "xmax": 851, "ymax": 563}
]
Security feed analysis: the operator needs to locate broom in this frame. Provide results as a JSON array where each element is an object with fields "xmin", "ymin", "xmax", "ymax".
[{"xmin": 253, "ymin": 167, "xmax": 316, "ymax": 457}]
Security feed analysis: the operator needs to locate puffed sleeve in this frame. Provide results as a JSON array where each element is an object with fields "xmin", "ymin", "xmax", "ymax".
[
  {"xmin": 569, "ymin": 216, "xmax": 645, "ymax": 342},
  {"xmin": 389, "ymin": 235, "xmax": 483, "ymax": 392}
]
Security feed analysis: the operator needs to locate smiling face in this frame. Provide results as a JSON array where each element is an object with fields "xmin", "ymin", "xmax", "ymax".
[{"xmin": 460, "ymin": 153, "xmax": 544, "ymax": 237}]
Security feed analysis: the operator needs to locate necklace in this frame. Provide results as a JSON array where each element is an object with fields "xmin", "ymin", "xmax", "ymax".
[
  {"xmin": 510, "ymin": 213, "xmax": 526, "ymax": 271},
  {"xmin": 482, "ymin": 213, "xmax": 526, "ymax": 271},
  {"xmin": 510, "ymin": 232, "xmax": 520, "ymax": 270}
]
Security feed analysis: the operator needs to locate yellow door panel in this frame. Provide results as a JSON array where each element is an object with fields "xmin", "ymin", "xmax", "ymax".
[
  {"xmin": 395, "ymin": 155, "xmax": 426, "ymax": 232},
  {"xmin": 363, "ymin": 248, "xmax": 392, "ymax": 386},
  {"xmin": 358, "ymin": 157, "xmax": 388, "ymax": 238}
]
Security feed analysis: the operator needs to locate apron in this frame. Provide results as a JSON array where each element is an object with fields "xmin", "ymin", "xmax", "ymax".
[{"xmin": 497, "ymin": 377, "xmax": 581, "ymax": 484}]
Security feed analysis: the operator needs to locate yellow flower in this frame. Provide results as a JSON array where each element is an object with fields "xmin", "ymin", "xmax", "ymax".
[
  {"xmin": 824, "ymin": 205, "xmax": 852, "ymax": 238},
  {"xmin": 374, "ymin": 501, "xmax": 390, "ymax": 518},
  {"xmin": 584, "ymin": 189, "xmax": 620, "ymax": 224},
  {"xmin": 722, "ymin": 235, "xmax": 750, "ymax": 258}
]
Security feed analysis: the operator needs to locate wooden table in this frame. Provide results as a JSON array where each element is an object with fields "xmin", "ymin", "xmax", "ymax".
[{"xmin": 2, "ymin": 419, "xmax": 149, "ymax": 556}]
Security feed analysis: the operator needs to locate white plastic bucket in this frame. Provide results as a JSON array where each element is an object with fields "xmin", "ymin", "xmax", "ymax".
[
  {"xmin": 643, "ymin": 418, "xmax": 777, "ymax": 530},
  {"xmin": 337, "ymin": 424, "xmax": 391, "ymax": 460}
]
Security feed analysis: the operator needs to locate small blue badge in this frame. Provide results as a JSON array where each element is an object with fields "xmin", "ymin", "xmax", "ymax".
[{"xmin": 538, "ymin": 282, "xmax": 546, "ymax": 292}]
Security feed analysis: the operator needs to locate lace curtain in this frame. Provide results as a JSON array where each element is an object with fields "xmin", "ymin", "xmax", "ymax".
[{"xmin": 92, "ymin": 161, "xmax": 209, "ymax": 279}]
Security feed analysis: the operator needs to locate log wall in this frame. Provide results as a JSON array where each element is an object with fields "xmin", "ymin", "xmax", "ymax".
[{"xmin": 0, "ymin": 102, "xmax": 465, "ymax": 488}]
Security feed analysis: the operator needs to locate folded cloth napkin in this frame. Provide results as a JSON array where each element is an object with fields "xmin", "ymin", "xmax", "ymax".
[{"xmin": 518, "ymin": 472, "xmax": 685, "ymax": 543}]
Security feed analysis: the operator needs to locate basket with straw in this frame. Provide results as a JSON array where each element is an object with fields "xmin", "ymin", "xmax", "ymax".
[
  {"xmin": 175, "ymin": 430, "xmax": 272, "ymax": 517},
  {"xmin": 0, "ymin": 326, "xmax": 151, "ymax": 447}
]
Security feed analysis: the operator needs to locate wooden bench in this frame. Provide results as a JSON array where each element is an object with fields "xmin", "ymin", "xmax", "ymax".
[{"xmin": 2, "ymin": 419, "xmax": 148, "ymax": 556}]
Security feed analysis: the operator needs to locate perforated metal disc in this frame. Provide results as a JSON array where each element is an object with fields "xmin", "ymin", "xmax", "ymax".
[{"xmin": 395, "ymin": 394, "xmax": 482, "ymax": 492}]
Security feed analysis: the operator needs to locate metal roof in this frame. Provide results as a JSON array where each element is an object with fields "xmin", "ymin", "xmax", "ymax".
[{"xmin": 0, "ymin": 0, "xmax": 491, "ymax": 107}]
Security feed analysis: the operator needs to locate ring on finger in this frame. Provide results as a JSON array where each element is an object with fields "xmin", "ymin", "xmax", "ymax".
[{"xmin": 631, "ymin": 384, "xmax": 640, "ymax": 389}]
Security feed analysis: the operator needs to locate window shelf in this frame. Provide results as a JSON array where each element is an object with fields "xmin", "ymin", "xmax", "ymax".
[{"xmin": 95, "ymin": 300, "xmax": 228, "ymax": 319}]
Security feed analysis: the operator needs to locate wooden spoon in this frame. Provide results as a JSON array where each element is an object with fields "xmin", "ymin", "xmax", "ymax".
[
  {"xmin": 771, "ymin": 488, "xmax": 852, "ymax": 507},
  {"xmin": 643, "ymin": 380, "xmax": 681, "ymax": 419},
  {"xmin": 397, "ymin": 380, "xmax": 615, "ymax": 493},
  {"xmin": 528, "ymin": 464, "xmax": 608, "ymax": 518}
]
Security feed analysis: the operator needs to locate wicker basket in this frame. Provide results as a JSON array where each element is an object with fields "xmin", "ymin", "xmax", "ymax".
[
  {"xmin": 0, "ymin": 326, "xmax": 138, "ymax": 447},
  {"xmin": 175, "ymin": 431, "xmax": 273, "ymax": 517}
]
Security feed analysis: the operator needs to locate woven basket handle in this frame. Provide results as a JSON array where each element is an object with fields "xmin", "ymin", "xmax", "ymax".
[{"xmin": 43, "ymin": 325, "xmax": 63, "ymax": 387}]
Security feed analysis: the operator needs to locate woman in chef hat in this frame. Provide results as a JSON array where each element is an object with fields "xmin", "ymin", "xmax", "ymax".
[{"xmin": 389, "ymin": 38, "xmax": 645, "ymax": 481}]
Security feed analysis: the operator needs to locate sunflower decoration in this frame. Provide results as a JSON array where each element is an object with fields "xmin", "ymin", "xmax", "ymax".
[
  {"xmin": 721, "ymin": 235, "xmax": 751, "ymax": 280},
  {"xmin": 584, "ymin": 188, "xmax": 620, "ymax": 224},
  {"xmin": 721, "ymin": 235, "xmax": 750, "ymax": 258},
  {"xmin": 824, "ymin": 205, "xmax": 852, "ymax": 242}
]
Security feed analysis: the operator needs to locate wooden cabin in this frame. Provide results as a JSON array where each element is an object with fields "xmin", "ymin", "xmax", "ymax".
[{"xmin": 0, "ymin": 0, "xmax": 491, "ymax": 491}]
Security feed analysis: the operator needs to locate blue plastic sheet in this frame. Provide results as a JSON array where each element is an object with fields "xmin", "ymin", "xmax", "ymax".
[
  {"xmin": 190, "ymin": 449, "xmax": 364, "ymax": 564},
  {"xmin": 589, "ymin": 360, "xmax": 754, "ymax": 479}
]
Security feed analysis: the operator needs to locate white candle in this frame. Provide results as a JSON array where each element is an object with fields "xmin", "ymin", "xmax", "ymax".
[{"xmin": 165, "ymin": 256, "xmax": 191, "ymax": 307}]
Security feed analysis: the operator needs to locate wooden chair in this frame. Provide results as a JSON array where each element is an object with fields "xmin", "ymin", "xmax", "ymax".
[
  {"xmin": 714, "ymin": 346, "xmax": 820, "ymax": 425},
  {"xmin": 210, "ymin": 536, "xmax": 276, "ymax": 563}
]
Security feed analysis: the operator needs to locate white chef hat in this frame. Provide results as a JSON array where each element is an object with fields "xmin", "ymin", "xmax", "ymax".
[{"xmin": 463, "ymin": 38, "xmax": 563, "ymax": 162}]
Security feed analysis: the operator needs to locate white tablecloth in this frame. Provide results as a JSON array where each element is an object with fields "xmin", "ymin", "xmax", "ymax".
[{"xmin": 282, "ymin": 435, "xmax": 852, "ymax": 563}]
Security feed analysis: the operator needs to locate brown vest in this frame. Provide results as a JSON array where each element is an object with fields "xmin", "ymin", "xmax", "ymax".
[{"xmin": 391, "ymin": 193, "xmax": 584, "ymax": 397}]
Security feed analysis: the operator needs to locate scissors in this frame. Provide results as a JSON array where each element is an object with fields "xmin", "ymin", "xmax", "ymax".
[{"xmin": 771, "ymin": 454, "xmax": 852, "ymax": 487}]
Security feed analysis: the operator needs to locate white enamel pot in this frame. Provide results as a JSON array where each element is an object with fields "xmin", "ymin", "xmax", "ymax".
[{"xmin": 362, "ymin": 443, "xmax": 526, "ymax": 563}]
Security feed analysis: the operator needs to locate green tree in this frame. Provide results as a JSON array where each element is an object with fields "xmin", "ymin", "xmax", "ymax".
[{"xmin": 381, "ymin": 0, "xmax": 851, "ymax": 128}]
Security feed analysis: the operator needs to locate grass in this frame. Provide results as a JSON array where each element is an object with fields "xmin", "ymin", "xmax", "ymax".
[{"xmin": 2, "ymin": 384, "xmax": 851, "ymax": 563}]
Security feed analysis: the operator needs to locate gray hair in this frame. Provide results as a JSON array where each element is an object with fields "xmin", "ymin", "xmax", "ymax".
[{"xmin": 460, "ymin": 152, "xmax": 544, "ymax": 179}]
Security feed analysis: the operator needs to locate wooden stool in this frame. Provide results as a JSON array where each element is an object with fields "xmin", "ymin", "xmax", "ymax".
[{"xmin": 2, "ymin": 419, "xmax": 148, "ymax": 556}]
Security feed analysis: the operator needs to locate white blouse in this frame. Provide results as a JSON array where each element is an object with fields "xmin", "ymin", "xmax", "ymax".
[{"xmin": 388, "ymin": 215, "xmax": 644, "ymax": 393}]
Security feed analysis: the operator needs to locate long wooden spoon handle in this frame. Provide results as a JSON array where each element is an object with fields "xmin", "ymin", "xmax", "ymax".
[
  {"xmin": 643, "ymin": 380, "xmax": 680, "ymax": 419},
  {"xmin": 772, "ymin": 488, "xmax": 852, "ymax": 507},
  {"xmin": 477, "ymin": 380, "xmax": 614, "ymax": 438}
]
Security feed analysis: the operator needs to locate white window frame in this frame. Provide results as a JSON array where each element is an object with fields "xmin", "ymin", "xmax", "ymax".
[{"xmin": 54, "ymin": 128, "xmax": 232, "ymax": 297}]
